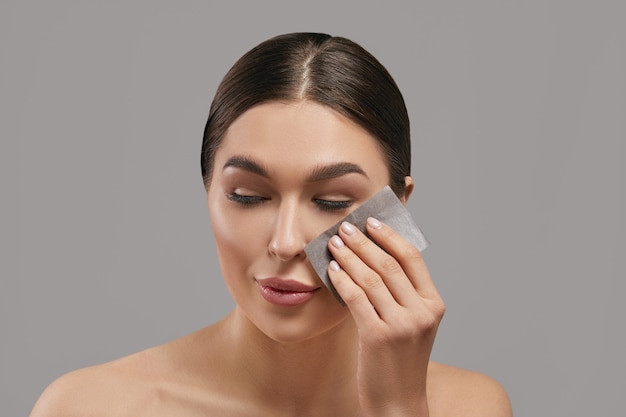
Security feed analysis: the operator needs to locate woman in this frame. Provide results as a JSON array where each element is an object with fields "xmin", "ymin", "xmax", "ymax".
[{"xmin": 31, "ymin": 33, "xmax": 512, "ymax": 416}]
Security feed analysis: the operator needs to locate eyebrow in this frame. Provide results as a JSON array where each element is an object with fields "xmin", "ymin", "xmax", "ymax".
[
  {"xmin": 306, "ymin": 162, "xmax": 368, "ymax": 182},
  {"xmin": 223, "ymin": 156, "xmax": 269, "ymax": 177},
  {"xmin": 223, "ymin": 156, "xmax": 368, "ymax": 182}
]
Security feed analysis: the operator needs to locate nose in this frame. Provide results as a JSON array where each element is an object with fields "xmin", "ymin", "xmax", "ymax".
[{"xmin": 268, "ymin": 199, "xmax": 306, "ymax": 262}]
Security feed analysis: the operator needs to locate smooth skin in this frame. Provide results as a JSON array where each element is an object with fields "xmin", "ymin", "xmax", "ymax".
[
  {"xmin": 30, "ymin": 101, "xmax": 512, "ymax": 417},
  {"xmin": 328, "ymin": 218, "xmax": 442, "ymax": 416}
]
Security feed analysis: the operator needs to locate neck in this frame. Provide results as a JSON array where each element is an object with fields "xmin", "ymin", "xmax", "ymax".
[{"xmin": 224, "ymin": 306, "xmax": 361, "ymax": 415}]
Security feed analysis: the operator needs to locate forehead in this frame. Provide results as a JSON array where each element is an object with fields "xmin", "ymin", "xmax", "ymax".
[{"xmin": 215, "ymin": 101, "xmax": 389, "ymax": 178}]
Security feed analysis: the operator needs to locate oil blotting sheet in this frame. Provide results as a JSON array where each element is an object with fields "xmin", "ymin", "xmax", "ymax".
[{"xmin": 304, "ymin": 186, "xmax": 429, "ymax": 304}]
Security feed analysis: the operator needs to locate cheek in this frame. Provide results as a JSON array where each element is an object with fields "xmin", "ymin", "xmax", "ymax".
[{"xmin": 208, "ymin": 196, "xmax": 269, "ymax": 273}]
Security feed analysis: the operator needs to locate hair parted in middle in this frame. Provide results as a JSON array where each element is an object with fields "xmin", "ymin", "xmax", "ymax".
[{"xmin": 201, "ymin": 32, "xmax": 411, "ymax": 197}]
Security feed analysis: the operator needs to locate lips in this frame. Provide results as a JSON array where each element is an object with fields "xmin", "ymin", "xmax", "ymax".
[{"xmin": 256, "ymin": 277, "xmax": 319, "ymax": 306}]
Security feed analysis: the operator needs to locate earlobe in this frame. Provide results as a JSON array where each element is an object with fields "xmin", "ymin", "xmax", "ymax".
[{"xmin": 401, "ymin": 176, "xmax": 414, "ymax": 205}]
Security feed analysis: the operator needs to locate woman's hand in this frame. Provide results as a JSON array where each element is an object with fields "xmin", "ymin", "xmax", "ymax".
[{"xmin": 327, "ymin": 217, "xmax": 445, "ymax": 417}]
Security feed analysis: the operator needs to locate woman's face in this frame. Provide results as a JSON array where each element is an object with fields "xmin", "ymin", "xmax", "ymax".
[{"xmin": 207, "ymin": 101, "xmax": 395, "ymax": 343}]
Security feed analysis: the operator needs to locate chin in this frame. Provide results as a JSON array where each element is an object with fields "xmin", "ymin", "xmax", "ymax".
[{"xmin": 240, "ymin": 301, "xmax": 353, "ymax": 346}]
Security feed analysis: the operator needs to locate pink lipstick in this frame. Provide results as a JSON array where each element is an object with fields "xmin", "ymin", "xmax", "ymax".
[{"xmin": 256, "ymin": 278, "xmax": 319, "ymax": 306}]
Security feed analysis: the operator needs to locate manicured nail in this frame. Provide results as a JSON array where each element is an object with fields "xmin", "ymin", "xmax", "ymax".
[
  {"xmin": 367, "ymin": 217, "xmax": 382, "ymax": 229},
  {"xmin": 329, "ymin": 260, "xmax": 341, "ymax": 272},
  {"xmin": 330, "ymin": 235, "xmax": 345, "ymax": 248},
  {"xmin": 341, "ymin": 222, "xmax": 356, "ymax": 235}
]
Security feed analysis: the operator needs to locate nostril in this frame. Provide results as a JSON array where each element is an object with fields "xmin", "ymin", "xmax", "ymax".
[
  {"xmin": 268, "ymin": 237, "xmax": 306, "ymax": 262},
  {"xmin": 268, "ymin": 202, "xmax": 307, "ymax": 261}
]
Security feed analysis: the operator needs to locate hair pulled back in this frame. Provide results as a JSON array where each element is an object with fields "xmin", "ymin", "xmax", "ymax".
[{"xmin": 201, "ymin": 32, "xmax": 411, "ymax": 196}]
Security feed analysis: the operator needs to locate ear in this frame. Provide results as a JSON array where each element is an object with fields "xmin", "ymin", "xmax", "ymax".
[{"xmin": 400, "ymin": 176, "xmax": 414, "ymax": 205}]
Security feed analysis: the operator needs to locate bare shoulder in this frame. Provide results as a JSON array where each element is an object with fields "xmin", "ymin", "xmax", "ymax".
[
  {"xmin": 427, "ymin": 361, "xmax": 512, "ymax": 417},
  {"xmin": 29, "ymin": 327, "xmax": 231, "ymax": 417},
  {"xmin": 29, "ymin": 348, "xmax": 167, "ymax": 417}
]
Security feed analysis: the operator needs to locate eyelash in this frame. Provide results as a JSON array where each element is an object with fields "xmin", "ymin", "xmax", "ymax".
[
  {"xmin": 225, "ymin": 192, "xmax": 268, "ymax": 207},
  {"xmin": 313, "ymin": 199, "xmax": 353, "ymax": 212},
  {"xmin": 225, "ymin": 192, "xmax": 352, "ymax": 212}
]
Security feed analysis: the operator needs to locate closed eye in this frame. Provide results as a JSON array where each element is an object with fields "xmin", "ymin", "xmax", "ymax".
[
  {"xmin": 226, "ymin": 191, "xmax": 352, "ymax": 212},
  {"xmin": 313, "ymin": 199, "xmax": 353, "ymax": 212},
  {"xmin": 225, "ymin": 191, "xmax": 269, "ymax": 207}
]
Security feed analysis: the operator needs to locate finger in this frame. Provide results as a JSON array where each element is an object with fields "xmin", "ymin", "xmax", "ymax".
[
  {"xmin": 328, "ymin": 233, "xmax": 399, "ymax": 312},
  {"xmin": 327, "ymin": 260, "xmax": 381, "ymax": 327},
  {"xmin": 365, "ymin": 217, "xmax": 441, "ymax": 300},
  {"xmin": 335, "ymin": 221, "xmax": 421, "ymax": 308}
]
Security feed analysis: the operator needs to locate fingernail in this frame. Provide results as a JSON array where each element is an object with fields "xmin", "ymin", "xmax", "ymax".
[
  {"xmin": 330, "ymin": 235, "xmax": 345, "ymax": 248},
  {"xmin": 329, "ymin": 260, "xmax": 341, "ymax": 272},
  {"xmin": 367, "ymin": 217, "xmax": 382, "ymax": 229},
  {"xmin": 340, "ymin": 222, "xmax": 356, "ymax": 235}
]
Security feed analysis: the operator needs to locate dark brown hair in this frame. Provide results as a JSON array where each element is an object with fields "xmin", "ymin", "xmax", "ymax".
[{"xmin": 201, "ymin": 32, "xmax": 411, "ymax": 196}]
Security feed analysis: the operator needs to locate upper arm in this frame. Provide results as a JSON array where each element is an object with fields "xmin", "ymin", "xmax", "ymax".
[
  {"xmin": 428, "ymin": 362, "xmax": 512, "ymax": 417},
  {"xmin": 29, "ymin": 366, "xmax": 129, "ymax": 417},
  {"xmin": 447, "ymin": 370, "xmax": 512, "ymax": 417},
  {"xmin": 463, "ymin": 372, "xmax": 512, "ymax": 417},
  {"xmin": 30, "ymin": 371, "xmax": 86, "ymax": 417}
]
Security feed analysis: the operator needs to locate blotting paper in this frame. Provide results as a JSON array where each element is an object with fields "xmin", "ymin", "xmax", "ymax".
[{"xmin": 304, "ymin": 185, "xmax": 429, "ymax": 304}]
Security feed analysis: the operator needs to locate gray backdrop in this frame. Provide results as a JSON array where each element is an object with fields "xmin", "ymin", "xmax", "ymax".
[{"xmin": 2, "ymin": 1, "xmax": 624, "ymax": 415}]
